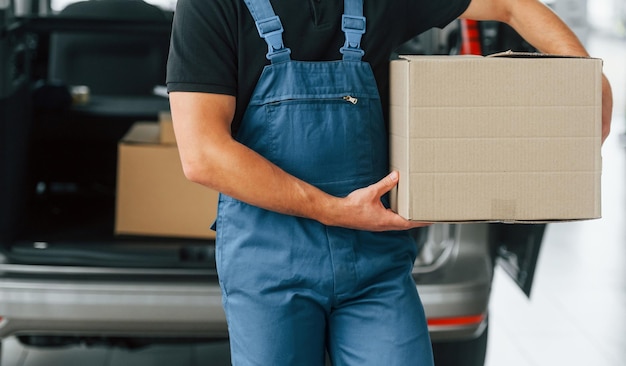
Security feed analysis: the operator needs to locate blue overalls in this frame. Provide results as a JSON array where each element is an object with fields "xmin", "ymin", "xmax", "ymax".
[{"xmin": 215, "ymin": 0, "xmax": 434, "ymax": 364}]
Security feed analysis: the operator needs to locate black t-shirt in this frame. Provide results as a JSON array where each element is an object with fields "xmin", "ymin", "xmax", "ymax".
[{"xmin": 166, "ymin": 0, "xmax": 471, "ymax": 134}]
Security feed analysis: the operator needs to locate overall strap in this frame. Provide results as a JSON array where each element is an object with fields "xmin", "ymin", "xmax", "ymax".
[
  {"xmin": 243, "ymin": 0, "xmax": 291, "ymax": 63},
  {"xmin": 244, "ymin": 0, "xmax": 365, "ymax": 62},
  {"xmin": 341, "ymin": 0, "xmax": 366, "ymax": 61}
]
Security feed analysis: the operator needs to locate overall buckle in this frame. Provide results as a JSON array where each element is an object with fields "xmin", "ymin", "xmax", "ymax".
[
  {"xmin": 340, "ymin": 14, "xmax": 366, "ymax": 60},
  {"xmin": 256, "ymin": 16, "xmax": 292, "ymax": 62}
]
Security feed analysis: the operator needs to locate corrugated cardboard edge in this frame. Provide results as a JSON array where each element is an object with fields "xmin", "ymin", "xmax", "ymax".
[
  {"xmin": 487, "ymin": 50, "xmax": 600, "ymax": 59},
  {"xmin": 419, "ymin": 218, "xmax": 601, "ymax": 225},
  {"xmin": 389, "ymin": 59, "xmax": 411, "ymax": 218}
]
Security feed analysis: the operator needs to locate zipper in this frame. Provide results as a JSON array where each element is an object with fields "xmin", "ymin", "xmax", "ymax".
[
  {"xmin": 267, "ymin": 95, "xmax": 360, "ymax": 105},
  {"xmin": 343, "ymin": 95, "xmax": 358, "ymax": 104}
]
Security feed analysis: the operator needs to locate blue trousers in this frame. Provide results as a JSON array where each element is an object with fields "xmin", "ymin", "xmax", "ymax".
[{"xmin": 216, "ymin": 195, "xmax": 433, "ymax": 365}]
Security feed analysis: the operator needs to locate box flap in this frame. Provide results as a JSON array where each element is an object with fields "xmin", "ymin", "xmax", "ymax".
[
  {"xmin": 397, "ymin": 54, "xmax": 481, "ymax": 62},
  {"xmin": 487, "ymin": 50, "xmax": 598, "ymax": 59}
]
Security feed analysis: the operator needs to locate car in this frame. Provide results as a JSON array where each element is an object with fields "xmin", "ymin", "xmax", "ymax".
[{"xmin": 0, "ymin": 1, "xmax": 545, "ymax": 365}]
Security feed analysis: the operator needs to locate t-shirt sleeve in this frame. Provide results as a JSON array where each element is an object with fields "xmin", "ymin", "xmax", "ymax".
[{"xmin": 166, "ymin": 0, "xmax": 238, "ymax": 95}]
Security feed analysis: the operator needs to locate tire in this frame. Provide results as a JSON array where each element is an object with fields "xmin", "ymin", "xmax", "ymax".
[{"xmin": 431, "ymin": 325, "xmax": 488, "ymax": 366}]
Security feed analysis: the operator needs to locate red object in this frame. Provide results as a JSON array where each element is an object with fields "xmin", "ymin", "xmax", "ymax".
[
  {"xmin": 427, "ymin": 314, "xmax": 486, "ymax": 327},
  {"xmin": 460, "ymin": 19, "xmax": 482, "ymax": 55}
]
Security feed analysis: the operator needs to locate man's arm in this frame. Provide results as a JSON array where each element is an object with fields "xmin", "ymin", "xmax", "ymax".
[
  {"xmin": 169, "ymin": 92, "xmax": 428, "ymax": 231},
  {"xmin": 460, "ymin": 0, "xmax": 613, "ymax": 142}
]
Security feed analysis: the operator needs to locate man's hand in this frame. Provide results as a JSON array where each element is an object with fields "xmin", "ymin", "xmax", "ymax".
[
  {"xmin": 601, "ymin": 74, "xmax": 613, "ymax": 143},
  {"xmin": 323, "ymin": 171, "xmax": 431, "ymax": 232}
]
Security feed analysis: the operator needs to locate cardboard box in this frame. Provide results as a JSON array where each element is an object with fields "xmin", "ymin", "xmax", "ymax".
[
  {"xmin": 115, "ymin": 122, "xmax": 218, "ymax": 238},
  {"xmin": 158, "ymin": 111, "xmax": 176, "ymax": 145},
  {"xmin": 389, "ymin": 53, "xmax": 602, "ymax": 223}
]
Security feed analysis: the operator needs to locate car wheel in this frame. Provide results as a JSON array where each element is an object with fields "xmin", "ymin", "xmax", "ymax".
[{"xmin": 431, "ymin": 324, "xmax": 488, "ymax": 366}]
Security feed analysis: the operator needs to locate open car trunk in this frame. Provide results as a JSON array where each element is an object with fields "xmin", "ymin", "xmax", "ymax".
[{"xmin": 0, "ymin": 16, "xmax": 215, "ymax": 273}]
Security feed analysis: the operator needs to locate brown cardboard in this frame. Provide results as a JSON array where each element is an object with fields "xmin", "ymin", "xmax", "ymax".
[
  {"xmin": 389, "ymin": 54, "xmax": 602, "ymax": 223},
  {"xmin": 115, "ymin": 122, "xmax": 218, "ymax": 239},
  {"xmin": 158, "ymin": 111, "xmax": 176, "ymax": 145}
]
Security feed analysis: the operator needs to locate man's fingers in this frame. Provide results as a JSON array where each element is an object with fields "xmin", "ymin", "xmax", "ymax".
[
  {"xmin": 601, "ymin": 74, "xmax": 613, "ymax": 144},
  {"xmin": 371, "ymin": 171, "xmax": 399, "ymax": 196}
]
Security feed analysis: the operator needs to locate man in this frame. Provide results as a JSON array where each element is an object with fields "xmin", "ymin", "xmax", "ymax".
[{"xmin": 166, "ymin": 0, "xmax": 612, "ymax": 365}]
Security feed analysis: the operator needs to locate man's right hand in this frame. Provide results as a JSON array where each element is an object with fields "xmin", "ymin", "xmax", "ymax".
[{"xmin": 322, "ymin": 171, "xmax": 432, "ymax": 232}]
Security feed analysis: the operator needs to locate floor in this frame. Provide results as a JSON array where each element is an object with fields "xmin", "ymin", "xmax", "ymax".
[{"xmin": 2, "ymin": 31, "xmax": 625, "ymax": 366}]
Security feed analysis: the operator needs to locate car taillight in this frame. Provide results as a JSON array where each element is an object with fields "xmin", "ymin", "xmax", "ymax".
[
  {"xmin": 413, "ymin": 224, "xmax": 457, "ymax": 274},
  {"xmin": 427, "ymin": 313, "xmax": 486, "ymax": 327}
]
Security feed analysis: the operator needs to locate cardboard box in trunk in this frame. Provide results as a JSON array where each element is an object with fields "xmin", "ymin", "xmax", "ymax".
[
  {"xmin": 389, "ymin": 53, "xmax": 602, "ymax": 223},
  {"xmin": 115, "ymin": 122, "xmax": 218, "ymax": 239},
  {"xmin": 158, "ymin": 111, "xmax": 176, "ymax": 145}
]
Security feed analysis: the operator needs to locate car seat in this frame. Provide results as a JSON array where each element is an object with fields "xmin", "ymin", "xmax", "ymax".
[{"xmin": 47, "ymin": 0, "xmax": 169, "ymax": 96}]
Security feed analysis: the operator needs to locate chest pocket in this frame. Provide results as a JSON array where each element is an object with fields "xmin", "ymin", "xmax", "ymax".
[
  {"xmin": 266, "ymin": 93, "xmax": 379, "ymax": 193},
  {"xmin": 237, "ymin": 61, "xmax": 388, "ymax": 197}
]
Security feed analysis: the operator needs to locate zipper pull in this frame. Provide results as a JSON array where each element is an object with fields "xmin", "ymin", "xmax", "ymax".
[{"xmin": 343, "ymin": 95, "xmax": 358, "ymax": 105}]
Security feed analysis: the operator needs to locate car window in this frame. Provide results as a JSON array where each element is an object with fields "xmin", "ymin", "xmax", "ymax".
[{"xmin": 50, "ymin": 0, "xmax": 176, "ymax": 13}]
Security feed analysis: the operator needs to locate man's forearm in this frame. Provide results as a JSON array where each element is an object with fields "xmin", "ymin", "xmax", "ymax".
[
  {"xmin": 461, "ymin": 0, "xmax": 586, "ymax": 56},
  {"xmin": 190, "ymin": 133, "xmax": 337, "ymax": 223},
  {"xmin": 169, "ymin": 92, "xmax": 335, "ymax": 224},
  {"xmin": 169, "ymin": 92, "xmax": 427, "ymax": 232}
]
